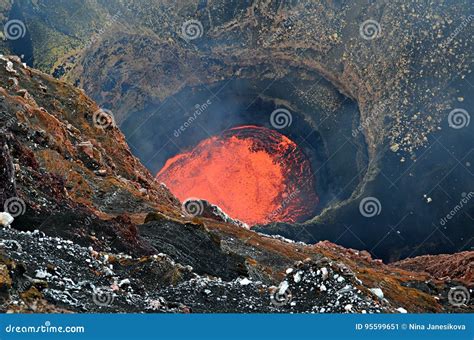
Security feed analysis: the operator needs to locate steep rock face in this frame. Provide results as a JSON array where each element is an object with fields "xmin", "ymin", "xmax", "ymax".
[
  {"xmin": 0, "ymin": 54, "xmax": 180, "ymax": 256},
  {"xmin": 0, "ymin": 56, "xmax": 471, "ymax": 313},
  {"xmin": 0, "ymin": 55, "xmax": 181, "ymax": 220}
]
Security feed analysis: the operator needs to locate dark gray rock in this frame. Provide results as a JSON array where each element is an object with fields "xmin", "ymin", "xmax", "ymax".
[{"xmin": 139, "ymin": 220, "xmax": 248, "ymax": 281}]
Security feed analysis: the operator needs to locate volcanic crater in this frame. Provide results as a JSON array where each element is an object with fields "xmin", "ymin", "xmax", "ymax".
[
  {"xmin": 0, "ymin": 0, "xmax": 473, "ymax": 314},
  {"xmin": 123, "ymin": 75, "xmax": 364, "ymax": 228},
  {"xmin": 25, "ymin": 0, "xmax": 469, "ymax": 262}
]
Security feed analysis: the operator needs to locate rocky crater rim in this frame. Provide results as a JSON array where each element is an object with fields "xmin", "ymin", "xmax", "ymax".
[{"xmin": 122, "ymin": 63, "xmax": 368, "ymax": 225}]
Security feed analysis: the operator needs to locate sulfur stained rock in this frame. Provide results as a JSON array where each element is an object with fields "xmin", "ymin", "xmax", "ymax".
[
  {"xmin": 0, "ymin": 264, "xmax": 11, "ymax": 289},
  {"xmin": 0, "ymin": 263, "xmax": 12, "ymax": 305}
]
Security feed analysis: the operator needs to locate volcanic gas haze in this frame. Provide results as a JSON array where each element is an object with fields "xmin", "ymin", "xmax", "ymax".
[{"xmin": 156, "ymin": 126, "xmax": 318, "ymax": 225}]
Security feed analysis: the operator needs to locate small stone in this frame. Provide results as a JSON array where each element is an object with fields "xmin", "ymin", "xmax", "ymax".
[
  {"xmin": 278, "ymin": 281, "xmax": 289, "ymax": 295},
  {"xmin": 119, "ymin": 279, "xmax": 130, "ymax": 287},
  {"xmin": 321, "ymin": 267, "xmax": 329, "ymax": 280},
  {"xmin": 293, "ymin": 271, "xmax": 302, "ymax": 283},
  {"xmin": 0, "ymin": 212, "xmax": 14, "ymax": 227},
  {"xmin": 369, "ymin": 288, "xmax": 384, "ymax": 299},
  {"xmin": 8, "ymin": 77, "xmax": 19, "ymax": 87},
  {"xmin": 5, "ymin": 61, "xmax": 17, "ymax": 74},
  {"xmin": 238, "ymin": 278, "xmax": 251, "ymax": 286},
  {"xmin": 35, "ymin": 269, "xmax": 51, "ymax": 279},
  {"xmin": 96, "ymin": 169, "xmax": 107, "ymax": 176},
  {"xmin": 77, "ymin": 141, "xmax": 94, "ymax": 158}
]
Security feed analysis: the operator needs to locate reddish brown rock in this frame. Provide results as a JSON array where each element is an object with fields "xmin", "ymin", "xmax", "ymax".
[{"xmin": 393, "ymin": 251, "xmax": 474, "ymax": 285}]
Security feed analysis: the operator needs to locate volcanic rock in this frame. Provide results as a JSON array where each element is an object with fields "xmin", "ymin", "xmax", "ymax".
[
  {"xmin": 0, "ymin": 134, "xmax": 16, "ymax": 206},
  {"xmin": 181, "ymin": 198, "xmax": 249, "ymax": 229},
  {"xmin": 0, "ymin": 54, "xmax": 471, "ymax": 314},
  {"xmin": 139, "ymin": 219, "xmax": 248, "ymax": 281},
  {"xmin": 393, "ymin": 252, "xmax": 474, "ymax": 285},
  {"xmin": 0, "ymin": 212, "xmax": 14, "ymax": 227}
]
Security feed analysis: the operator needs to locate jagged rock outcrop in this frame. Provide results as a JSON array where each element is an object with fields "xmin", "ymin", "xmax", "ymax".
[
  {"xmin": 394, "ymin": 252, "xmax": 474, "ymax": 285},
  {"xmin": 139, "ymin": 219, "xmax": 248, "ymax": 281},
  {"xmin": 0, "ymin": 134, "xmax": 16, "ymax": 206}
]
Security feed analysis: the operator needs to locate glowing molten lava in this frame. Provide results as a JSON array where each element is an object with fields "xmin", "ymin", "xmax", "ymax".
[{"xmin": 157, "ymin": 125, "xmax": 318, "ymax": 226}]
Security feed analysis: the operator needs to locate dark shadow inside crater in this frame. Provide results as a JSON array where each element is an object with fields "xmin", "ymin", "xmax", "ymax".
[{"xmin": 121, "ymin": 72, "xmax": 366, "ymax": 222}]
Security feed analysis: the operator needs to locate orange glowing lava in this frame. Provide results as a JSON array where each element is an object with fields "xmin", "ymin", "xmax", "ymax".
[{"xmin": 156, "ymin": 125, "xmax": 318, "ymax": 226}]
